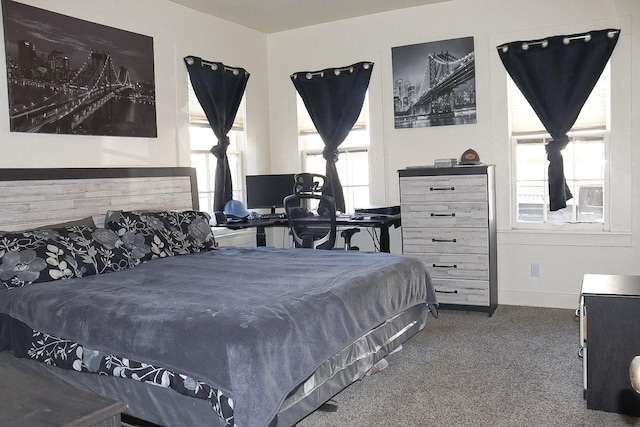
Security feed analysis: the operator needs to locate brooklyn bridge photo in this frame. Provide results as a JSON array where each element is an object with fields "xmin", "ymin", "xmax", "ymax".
[
  {"xmin": 2, "ymin": 0, "xmax": 157, "ymax": 137},
  {"xmin": 392, "ymin": 36, "xmax": 476, "ymax": 129}
]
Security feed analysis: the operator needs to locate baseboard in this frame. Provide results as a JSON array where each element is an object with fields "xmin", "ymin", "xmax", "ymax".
[{"xmin": 498, "ymin": 289, "xmax": 580, "ymax": 310}]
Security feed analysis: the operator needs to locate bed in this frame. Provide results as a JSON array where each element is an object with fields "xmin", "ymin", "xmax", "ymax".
[{"xmin": 0, "ymin": 167, "xmax": 437, "ymax": 427}]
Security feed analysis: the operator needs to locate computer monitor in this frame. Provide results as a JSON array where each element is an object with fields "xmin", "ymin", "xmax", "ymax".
[{"xmin": 246, "ymin": 173, "xmax": 296, "ymax": 212}]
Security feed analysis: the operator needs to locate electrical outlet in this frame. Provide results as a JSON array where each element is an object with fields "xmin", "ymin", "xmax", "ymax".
[{"xmin": 531, "ymin": 263, "xmax": 541, "ymax": 277}]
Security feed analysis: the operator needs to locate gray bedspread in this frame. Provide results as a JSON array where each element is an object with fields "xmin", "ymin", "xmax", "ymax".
[{"xmin": 0, "ymin": 247, "xmax": 436, "ymax": 427}]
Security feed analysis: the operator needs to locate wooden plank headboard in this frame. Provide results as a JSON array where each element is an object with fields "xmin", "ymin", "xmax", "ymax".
[{"xmin": 0, "ymin": 167, "xmax": 199, "ymax": 231}]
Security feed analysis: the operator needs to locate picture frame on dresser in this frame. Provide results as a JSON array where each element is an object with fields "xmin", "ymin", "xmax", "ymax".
[{"xmin": 399, "ymin": 165, "xmax": 497, "ymax": 316}]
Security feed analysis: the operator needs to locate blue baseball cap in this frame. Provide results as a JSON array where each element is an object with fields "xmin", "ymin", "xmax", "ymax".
[{"xmin": 224, "ymin": 199, "xmax": 250, "ymax": 219}]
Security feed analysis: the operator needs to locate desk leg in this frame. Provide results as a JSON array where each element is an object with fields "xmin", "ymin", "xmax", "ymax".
[
  {"xmin": 256, "ymin": 225, "xmax": 266, "ymax": 247},
  {"xmin": 380, "ymin": 225, "xmax": 390, "ymax": 253}
]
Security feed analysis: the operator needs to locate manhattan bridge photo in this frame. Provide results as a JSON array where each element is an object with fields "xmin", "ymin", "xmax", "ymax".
[{"xmin": 392, "ymin": 36, "xmax": 476, "ymax": 128}]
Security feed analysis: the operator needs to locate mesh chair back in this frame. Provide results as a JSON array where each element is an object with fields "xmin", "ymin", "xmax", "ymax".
[
  {"xmin": 293, "ymin": 173, "xmax": 326, "ymax": 195},
  {"xmin": 283, "ymin": 193, "xmax": 337, "ymax": 249}
]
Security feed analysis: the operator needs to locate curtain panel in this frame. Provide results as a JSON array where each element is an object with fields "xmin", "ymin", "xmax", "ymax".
[
  {"xmin": 291, "ymin": 62, "xmax": 373, "ymax": 212},
  {"xmin": 497, "ymin": 29, "xmax": 619, "ymax": 211},
  {"xmin": 184, "ymin": 56, "xmax": 250, "ymax": 212}
]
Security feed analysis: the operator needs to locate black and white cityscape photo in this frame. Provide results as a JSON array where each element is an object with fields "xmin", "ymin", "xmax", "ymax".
[
  {"xmin": 392, "ymin": 36, "xmax": 476, "ymax": 129},
  {"xmin": 1, "ymin": 0, "xmax": 157, "ymax": 137}
]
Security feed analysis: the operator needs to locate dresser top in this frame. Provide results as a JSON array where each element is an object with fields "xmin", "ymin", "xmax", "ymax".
[
  {"xmin": 582, "ymin": 273, "xmax": 640, "ymax": 296},
  {"xmin": 398, "ymin": 164, "xmax": 493, "ymax": 177}
]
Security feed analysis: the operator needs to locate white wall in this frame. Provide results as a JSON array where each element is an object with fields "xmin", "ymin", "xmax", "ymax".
[
  {"xmin": 0, "ymin": 0, "xmax": 270, "ymax": 171},
  {"xmin": 266, "ymin": 0, "xmax": 640, "ymax": 308},
  {"xmin": 1, "ymin": 0, "xmax": 638, "ymax": 309}
]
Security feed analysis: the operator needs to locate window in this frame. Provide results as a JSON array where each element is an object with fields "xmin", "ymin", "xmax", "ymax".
[
  {"xmin": 188, "ymin": 82, "xmax": 246, "ymax": 214},
  {"xmin": 510, "ymin": 64, "xmax": 609, "ymax": 228},
  {"xmin": 297, "ymin": 93, "xmax": 370, "ymax": 214}
]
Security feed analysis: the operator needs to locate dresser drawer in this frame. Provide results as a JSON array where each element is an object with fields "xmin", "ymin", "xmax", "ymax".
[
  {"xmin": 402, "ymin": 202, "xmax": 488, "ymax": 228},
  {"xmin": 400, "ymin": 175, "xmax": 487, "ymax": 203},
  {"xmin": 414, "ymin": 253, "xmax": 489, "ymax": 280},
  {"xmin": 402, "ymin": 228, "xmax": 488, "ymax": 254},
  {"xmin": 432, "ymin": 278, "xmax": 490, "ymax": 305}
]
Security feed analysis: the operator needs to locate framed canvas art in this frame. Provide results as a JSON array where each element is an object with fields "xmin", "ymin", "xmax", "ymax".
[
  {"xmin": 2, "ymin": 0, "xmax": 157, "ymax": 137},
  {"xmin": 392, "ymin": 36, "xmax": 476, "ymax": 129}
]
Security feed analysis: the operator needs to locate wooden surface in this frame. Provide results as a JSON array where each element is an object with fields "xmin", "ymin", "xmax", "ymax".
[{"xmin": 0, "ymin": 365, "xmax": 127, "ymax": 426}]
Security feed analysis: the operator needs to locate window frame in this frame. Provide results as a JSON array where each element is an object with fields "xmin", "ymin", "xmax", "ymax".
[
  {"xmin": 510, "ymin": 129, "xmax": 609, "ymax": 232},
  {"xmin": 296, "ymin": 93, "xmax": 371, "ymax": 215},
  {"xmin": 189, "ymin": 124, "xmax": 245, "ymax": 215},
  {"xmin": 187, "ymin": 80, "xmax": 247, "ymax": 218},
  {"xmin": 508, "ymin": 63, "xmax": 610, "ymax": 231},
  {"xmin": 300, "ymin": 143, "xmax": 370, "ymax": 215}
]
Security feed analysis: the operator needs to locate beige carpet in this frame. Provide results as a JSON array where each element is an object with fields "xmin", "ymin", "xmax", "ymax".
[{"xmin": 298, "ymin": 305, "xmax": 640, "ymax": 426}]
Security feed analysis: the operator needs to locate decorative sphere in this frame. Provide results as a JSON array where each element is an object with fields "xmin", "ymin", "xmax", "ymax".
[{"xmin": 629, "ymin": 356, "xmax": 640, "ymax": 392}]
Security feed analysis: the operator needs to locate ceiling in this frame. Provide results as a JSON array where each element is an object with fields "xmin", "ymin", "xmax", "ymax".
[{"xmin": 168, "ymin": 0, "xmax": 452, "ymax": 34}]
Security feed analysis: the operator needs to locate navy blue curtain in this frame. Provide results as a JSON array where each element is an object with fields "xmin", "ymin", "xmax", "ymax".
[
  {"xmin": 184, "ymin": 56, "xmax": 250, "ymax": 212},
  {"xmin": 497, "ymin": 29, "xmax": 619, "ymax": 211},
  {"xmin": 291, "ymin": 62, "xmax": 373, "ymax": 212}
]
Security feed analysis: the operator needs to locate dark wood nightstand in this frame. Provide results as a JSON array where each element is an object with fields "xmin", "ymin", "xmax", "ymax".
[
  {"xmin": 581, "ymin": 274, "xmax": 640, "ymax": 416},
  {"xmin": 0, "ymin": 365, "xmax": 127, "ymax": 426}
]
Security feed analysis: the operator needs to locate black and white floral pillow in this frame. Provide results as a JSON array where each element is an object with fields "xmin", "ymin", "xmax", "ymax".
[
  {"xmin": 105, "ymin": 210, "xmax": 217, "ymax": 256},
  {"xmin": 54, "ymin": 226, "xmax": 151, "ymax": 273},
  {"xmin": 160, "ymin": 210, "xmax": 217, "ymax": 253},
  {"xmin": 104, "ymin": 211, "xmax": 174, "ymax": 261},
  {"xmin": 0, "ymin": 229, "xmax": 75, "ymax": 289},
  {"xmin": 0, "ymin": 226, "xmax": 153, "ymax": 290}
]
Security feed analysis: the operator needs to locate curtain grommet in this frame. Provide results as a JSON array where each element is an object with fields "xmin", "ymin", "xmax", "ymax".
[
  {"xmin": 563, "ymin": 37, "xmax": 570, "ymax": 45},
  {"xmin": 186, "ymin": 57, "xmax": 194, "ymax": 66},
  {"xmin": 306, "ymin": 73, "xmax": 313, "ymax": 79},
  {"xmin": 334, "ymin": 69, "xmax": 341, "ymax": 76},
  {"xmin": 211, "ymin": 63, "xmax": 218, "ymax": 71},
  {"xmin": 522, "ymin": 43, "xmax": 529, "ymax": 50},
  {"xmin": 584, "ymin": 34, "xmax": 592, "ymax": 42},
  {"xmin": 541, "ymin": 40, "xmax": 549, "ymax": 48}
]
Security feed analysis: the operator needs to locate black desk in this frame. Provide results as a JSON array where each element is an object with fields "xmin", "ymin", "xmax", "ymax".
[{"xmin": 216, "ymin": 214, "xmax": 401, "ymax": 253}]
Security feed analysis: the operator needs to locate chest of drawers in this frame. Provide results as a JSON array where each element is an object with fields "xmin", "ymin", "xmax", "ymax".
[{"xmin": 399, "ymin": 165, "xmax": 497, "ymax": 316}]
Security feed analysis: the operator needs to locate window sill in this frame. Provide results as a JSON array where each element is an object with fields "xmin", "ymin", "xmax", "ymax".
[{"xmin": 498, "ymin": 229, "xmax": 632, "ymax": 247}]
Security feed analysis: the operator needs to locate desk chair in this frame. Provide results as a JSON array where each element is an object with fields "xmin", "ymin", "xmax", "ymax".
[
  {"xmin": 284, "ymin": 193, "xmax": 360, "ymax": 250},
  {"xmin": 284, "ymin": 193, "xmax": 336, "ymax": 249},
  {"xmin": 288, "ymin": 174, "xmax": 359, "ymax": 250}
]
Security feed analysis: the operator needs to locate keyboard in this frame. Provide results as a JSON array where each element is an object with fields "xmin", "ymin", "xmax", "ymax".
[{"xmin": 259, "ymin": 213, "xmax": 286, "ymax": 219}]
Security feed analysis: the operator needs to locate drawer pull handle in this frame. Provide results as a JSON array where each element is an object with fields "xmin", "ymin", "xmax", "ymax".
[
  {"xmin": 431, "ymin": 213, "xmax": 456, "ymax": 217},
  {"xmin": 432, "ymin": 238, "xmax": 456, "ymax": 243},
  {"xmin": 433, "ymin": 264, "xmax": 457, "ymax": 269},
  {"xmin": 435, "ymin": 289, "xmax": 458, "ymax": 294},
  {"xmin": 430, "ymin": 186, "xmax": 455, "ymax": 191}
]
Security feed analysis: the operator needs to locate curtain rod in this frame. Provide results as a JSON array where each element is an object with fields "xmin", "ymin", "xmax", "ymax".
[
  {"xmin": 184, "ymin": 56, "xmax": 246, "ymax": 75},
  {"xmin": 291, "ymin": 62, "xmax": 372, "ymax": 80},
  {"xmin": 498, "ymin": 30, "xmax": 619, "ymax": 53}
]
